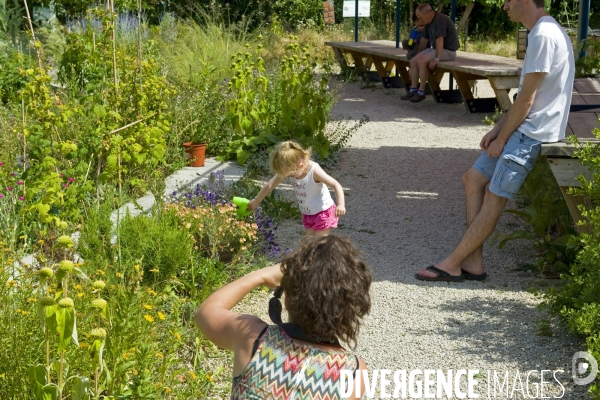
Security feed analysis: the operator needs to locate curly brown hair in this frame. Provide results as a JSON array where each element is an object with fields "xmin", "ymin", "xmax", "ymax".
[{"xmin": 280, "ymin": 235, "xmax": 372, "ymax": 349}]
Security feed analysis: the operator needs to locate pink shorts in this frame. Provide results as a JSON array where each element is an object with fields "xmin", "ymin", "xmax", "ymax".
[{"xmin": 302, "ymin": 205, "xmax": 338, "ymax": 231}]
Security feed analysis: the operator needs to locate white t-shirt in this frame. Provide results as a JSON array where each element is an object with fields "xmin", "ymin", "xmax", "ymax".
[
  {"xmin": 517, "ymin": 16, "xmax": 575, "ymax": 142},
  {"xmin": 291, "ymin": 162, "xmax": 334, "ymax": 215}
]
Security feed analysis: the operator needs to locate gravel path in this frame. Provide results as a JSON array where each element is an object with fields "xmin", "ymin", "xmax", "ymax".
[{"xmin": 237, "ymin": 79, "xmax": 592, "ymax": 399}]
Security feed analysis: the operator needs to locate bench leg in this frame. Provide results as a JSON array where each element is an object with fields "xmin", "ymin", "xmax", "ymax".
[
  {"xmin": 488, "ymin": 76, "xmax": 520, "ymax": 112},
  {"xmin": 332, "ymin": 47, "xmax": 349, "ymax": 74}
]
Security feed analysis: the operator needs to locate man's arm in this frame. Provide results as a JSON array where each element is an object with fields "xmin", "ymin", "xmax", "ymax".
[
  {"xmin": 485, "ymin": 72, "xmax": 546, "ymax": 157},
  {"xmin": 428, "ymin": 36, "xmax": 445, "ymax": 69}
]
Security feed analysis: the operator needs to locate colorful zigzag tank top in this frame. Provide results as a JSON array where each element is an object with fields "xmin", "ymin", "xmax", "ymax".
[{"xmin": 231, "ymin": 325, "xmax": 358, "ymax": 399}]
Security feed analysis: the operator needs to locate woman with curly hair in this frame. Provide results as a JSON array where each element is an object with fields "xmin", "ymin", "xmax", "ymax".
[{"xmin": 195, "ymin": 235, "xmax": 372, "ymax": 399}]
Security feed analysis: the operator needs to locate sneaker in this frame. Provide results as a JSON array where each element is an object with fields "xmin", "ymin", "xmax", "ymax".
[
  {"xmin": 400, "ymin": 91, "xmax": 417, "ymax": 100},
  {"xmin": 410, "ymin": 92, "xmax": 426, "ymax": 103}
]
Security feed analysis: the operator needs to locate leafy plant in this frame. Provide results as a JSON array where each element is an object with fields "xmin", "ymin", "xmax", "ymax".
[
  {"xmin": 575, "ymin": 38, "xmax": 600, "ymax": 78},
  {"xmin": 543, "ymin": 127, "xmax": 600, "ymax": 399},
  {"xmin": 498, "ymin": 156, "xmax": 576, "ymax": 276},
  {"xmin": 222, "ymin": 38, "xmax": 336, "ymax": 164}
]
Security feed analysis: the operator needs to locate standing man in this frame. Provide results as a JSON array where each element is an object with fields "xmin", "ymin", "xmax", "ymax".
[
  {"xmin": 415, "ymin": 0, "xmax": 575, "ymax": 281},
  {"xmin": 401, "ymin": 3, "xmax": 459, "ymax": 103}
]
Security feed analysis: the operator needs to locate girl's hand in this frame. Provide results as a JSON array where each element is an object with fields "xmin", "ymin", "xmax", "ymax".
[
  {"xmin": 247, "ymin": 199, "xmax": 258, "ymax": 211},
  {"xmin": 259, "ymin": 264, "xmax": 283, "ymax": 289},
  {"xmin": 335, "ymin": 205, "xmax": 346, "ymax": 217}
]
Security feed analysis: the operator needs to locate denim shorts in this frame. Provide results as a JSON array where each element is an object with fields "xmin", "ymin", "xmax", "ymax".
[{"xmin": 472, "ymin": 131, "xmax": 542, "ymax": 200}]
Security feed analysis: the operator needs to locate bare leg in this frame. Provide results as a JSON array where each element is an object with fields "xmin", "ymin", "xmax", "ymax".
[
  {"xmin": 461, "ymin": 168, "xmax": 489, "ymax": 274},
  {"xmin": 417, "ymin": 57, "xmax": 431, "ymax": 92},
  {"xmin": 417, "ymin": 182, "xmax": 507, "ymax": 278},
  {"xmin": 409, "ymin": 57, "xmax": 420, "ymax": 89}
]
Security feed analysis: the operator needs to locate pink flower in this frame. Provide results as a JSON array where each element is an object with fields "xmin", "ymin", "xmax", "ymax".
[
  {"xmin": 19, "ymin": 196, "xmax": 24, "ymax": 201},
  {"xmin": 64, "ymin": 184, "xmax": 69, "ymax": 188},
  {"xmin": 17, "ymin": 181, "xmax": 23, "ymax": 185},
  {"xmin": 7, "ymin": 187, "xmax": 12, "ymax": 191},
  {"xmin": 68, "ymin": 177, "xmax": 74, "ymax": 183},
  {"xmin": 0, "ymin": 162, "xmax": 4, "ymax": 166},
  {"xmin": 0, "ymin": 194, "xmax": 4, "ymax": 198}
]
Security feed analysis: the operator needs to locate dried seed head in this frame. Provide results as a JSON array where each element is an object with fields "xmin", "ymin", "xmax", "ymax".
[
  {"xmin": 92, "ymin": 280, "xmax": 106, "ymax": 290},
  {"xmin": 91, "ymin": 298, "xmax": 107, "ymax": 310},
  {"xmin": 90, "ymin": 328, "xmax": 107, "ymax": 339},
  {"xmin": 58, "ymin": 297, "xmax": 74, "ymax": 308},
  {"xmin": 38, "ymin": 267, "xmax": 54, "ymax": 278},
  {"xmin": 56, "ymin": 235, "xmax": 73, "ymax": 247},
  {"xmin": 57, "ymin": 260, "xmax": 74, "ymax": 273},
  {"xmin": 39, "ymin": 296, "xmax": 56, "ymax": 306}
]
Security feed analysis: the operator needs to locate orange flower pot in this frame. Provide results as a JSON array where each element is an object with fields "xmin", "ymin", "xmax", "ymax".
[{"xmin": 183, "ymin": 142, "xmax": 207, "ymax": 167}]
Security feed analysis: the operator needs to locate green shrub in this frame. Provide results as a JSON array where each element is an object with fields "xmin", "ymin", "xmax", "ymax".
[
  {"xmin": 117, "ymin": 206, "xmax": 194, "ymax": 283},
  {"xmin": 544, "ymin": 129, "xmax": 600, "ymax": 399},
  {"xmin": 498, "ymin": 156, "xmax": 576, "ymax": 276}
]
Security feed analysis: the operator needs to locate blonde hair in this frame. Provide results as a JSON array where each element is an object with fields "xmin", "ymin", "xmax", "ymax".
[{"xmin": 270, "ymin": 141, "xmax": 312, "ymax": 177}]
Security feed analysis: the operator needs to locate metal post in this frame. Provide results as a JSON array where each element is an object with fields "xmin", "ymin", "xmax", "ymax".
[
  {"xmin": 355, "ymin": 0, "xmax": 359, "ymax": 41},
  {"xmin": 449, "ymin": 0, "xmax": 456, "ymax": 90},
  {"xmin": 577, "ymin": 0, "xmax": 590, "ymax": 59},
  {"xmin": 395, "ymin": 0, "xmax": 401, "ymax": 48}
]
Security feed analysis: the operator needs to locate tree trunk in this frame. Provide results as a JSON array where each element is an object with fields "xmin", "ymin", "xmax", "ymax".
[
  {"xmin": 409, "ymin": 0, "xmax": 414, "ymax": 19},
  {"xmin": 456, "ymin": 2, "xmax": 475, "ymax": 33}
]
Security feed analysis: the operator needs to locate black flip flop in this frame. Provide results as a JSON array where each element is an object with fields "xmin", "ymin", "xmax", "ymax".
[
  {"xmin": 415, "ymin": 266, "xmax": 465, "ymax": 282},
  {"xmin": 461, "ymin": 269, "xmax": 488, "ymax": 281}
]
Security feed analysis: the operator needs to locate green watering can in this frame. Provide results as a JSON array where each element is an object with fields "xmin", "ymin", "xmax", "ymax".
[{"xmin": 232, "ymin": 197, "xmax": 252, "ymax": 219}]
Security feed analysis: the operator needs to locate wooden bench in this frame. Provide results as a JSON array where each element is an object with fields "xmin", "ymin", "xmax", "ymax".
[
  {"xmin": 541, "ymin": 78, "xmax": 600, "ymax": 234},
  {"xmin": 326, "ymin": 40, "xmax": 523, "ymax": 113}
]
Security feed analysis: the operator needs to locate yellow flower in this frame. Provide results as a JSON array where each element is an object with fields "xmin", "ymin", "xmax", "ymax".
[
  {"xmin": 115, "ymin": 272, "xmax": 123, "ymax": 278},
  {"xmin": 79, "ymin": 342, "xmax": 90, "ymax": 348},
  {"xmin": 143, "ymin": 304, "xmax": 154, "ymax": 310},
  {"xmin": 149, "ymin": 268, "xmax": 159, "ymax": 273},
  {"xmin": 144, "ymin": 314, "xmax": 154, "ymax": 323},
  {"xmin": 27, "ymin": 297, "xmax": 37, "ymax": 303},
  {"xmin": 0, "ymin": 373, "xmax": 5, "ymax": 378},
  {"xmin": 19, "ymin": 235, "xmax": 24, "ymax": 239},
  {"xmin": 206, "ymin": 374, "xmax": 214, "ymax": 382},
  {"xmin": 189, "ymin": 371, "xmax": 197, "ymax": 380},
  {"xmin": 157, "ymin": 311, "xmax": 165, "ymax": 320},
  {"xmin": 164, "ymin": 387, "xmax": 171, "ymax": 394},
  {"xmin": 156, "ymin": 352, "xmax": 163, "ymax": 359},
  {"xmin": 134, "ymin": 265, "xmax": 140, "ymax": 271},
  {"xmin": 96, "ymin": 269, "xmax": 105, "ymax": 276},
  {"xmin": 6, "ymin": 280, "xmax": 17, "ymax": 287},
  {"xmin": 37, "ymin": 240, "xmax": 44, "ymax": 244},
  {"xmin": 123, "ymin": 353, "xmax": 130, "ymax": 360},
  {"xmin": 73, "ymin": 285, "xmax": 83, "ymax": 290},
  {"xmin": 77, "ymin": 292, "xmax": 84, "ymax": 298}
]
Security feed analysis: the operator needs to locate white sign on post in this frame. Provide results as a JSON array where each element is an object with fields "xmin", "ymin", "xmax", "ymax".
[{"xmin": 342, "ymin": 1, "xmax": 370, "ymax": 17}]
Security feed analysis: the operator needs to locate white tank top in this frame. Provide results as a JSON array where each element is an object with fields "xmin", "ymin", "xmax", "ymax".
[{"xmin": 291, "ymin": 162, "xmax": 335, "ymax": 215}]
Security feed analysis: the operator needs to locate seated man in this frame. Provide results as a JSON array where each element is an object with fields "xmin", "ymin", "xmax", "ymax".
[{"xmin": 401, "ymin": 3, "xmax": 459, "ymax": 103}]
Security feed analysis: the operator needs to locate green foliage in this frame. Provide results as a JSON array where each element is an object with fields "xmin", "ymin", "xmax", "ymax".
[
  {"xmin": 223, "ymin": 39, "xmax": 335, "ymax": 164},
  {"xmin": 543, "ymin": 128, "xmax": 600, "ymax": 399},
  {"xmin": 0, "ymin": 45, "xmax": 32, "ymax": 104},
  {"xmin": 117, "ymin": 207, "xmax": 195, "ymax": 283},
  {"xmin": 498, "ymin": 156, "xmax": 576, "ymax": 277},
  {"xmin": 575, "ymin": 39, "xmax": 600, "ymax": 78}
]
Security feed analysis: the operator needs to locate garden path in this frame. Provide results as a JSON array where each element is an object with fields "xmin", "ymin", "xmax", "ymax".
[{"xmin": 238, "ymin": 79, "xmax": 592, "ymax": 399}]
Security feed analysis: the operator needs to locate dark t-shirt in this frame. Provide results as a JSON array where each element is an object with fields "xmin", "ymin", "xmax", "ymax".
[{"xmin": 422, "ymin": 12, "xmax": 459, "ymax": 51}]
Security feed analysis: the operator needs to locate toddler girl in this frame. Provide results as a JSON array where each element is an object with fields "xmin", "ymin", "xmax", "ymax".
[{"xmin": 248, "ymin": 141, "xmax": 345, "ymax": 236}]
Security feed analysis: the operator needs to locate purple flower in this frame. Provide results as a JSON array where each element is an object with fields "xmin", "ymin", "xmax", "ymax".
[
  {"xmin": 0, "ymin": 194, "xmax": 4, "ymax": 198},
  {"xmin": 68, "ymin": 177, "xmax": 74, "ymax": 183},
  {"xmin": 17, "ymin": 181, "xmax": 23, "ymax": 185},
  {"xmin": 7, "ymin": 187, "xmax": 12, "ymax": 191},
  {"xmin": 64, "ymin": 184, "xmax": 69, "ymax": 188},
  {"xmin": 0, "ymin": 162, "xmax": 4, "ymax": 166},
  {"xmin": 19, "ymin": 196, "xmax": 24, "ymax": 201}
]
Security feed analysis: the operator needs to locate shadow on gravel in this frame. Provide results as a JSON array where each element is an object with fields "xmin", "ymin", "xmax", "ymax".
[{"xmin": 328, "ymin": 145, "xmax": 541, "ymax": 292}]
